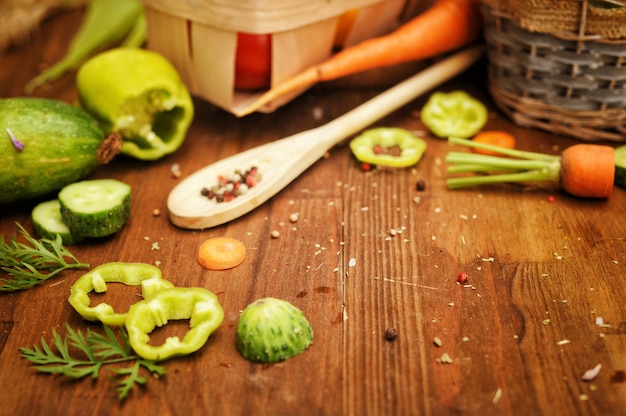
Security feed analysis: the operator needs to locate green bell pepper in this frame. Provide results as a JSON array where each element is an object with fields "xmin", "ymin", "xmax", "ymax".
[
  {"xmin": 68, "ymin": 262, "xmax": 173, "ymax": 326},
  {"xmin": 76, "ymin": 48, "xmax": 194, "ymax": 161},
  {"xmin": 420, "ymin": 90, "xmax": 488, "ymax": 139},
  {"xmin": 349, "ymin": 127, "xmax": 427, "ymax": 168},
  {"xmin": 125, "ymin": 287, "xmax": 224, "ymax": 361}
]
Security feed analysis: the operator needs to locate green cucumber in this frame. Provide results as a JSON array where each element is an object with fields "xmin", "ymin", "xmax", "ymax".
[
  {"xmin": 615, "ymin": 145, "xmax": 626, "ymax": 189},
  {"xmin": 0, "ymin": 97, "xmax": 122, "ymax": 205},
  {"xmin": 236, "ymin": 297, "xmax": 313, "ymax": 363},
  {"xmin": 59, "ymin": 179, "xmax": 131, "ymax": 238},
  {"xmin": 31, "ymin": 199, "xmax": 83, "ymax": 245}
]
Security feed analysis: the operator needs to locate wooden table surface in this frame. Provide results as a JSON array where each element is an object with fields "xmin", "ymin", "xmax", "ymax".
[{"xmin": 1, "ymin": 8, "xmax": 625, "ymax": 416}]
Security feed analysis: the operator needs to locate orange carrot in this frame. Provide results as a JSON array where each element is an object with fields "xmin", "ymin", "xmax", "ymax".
[
  {"xmin": 560, "ymin": 144, "xmax": 615, "ymax": 198},
  {"xmin": 197, "ymin": 237, "xmax": 246, "ymax": 270},
  {"xmin": 243, "ymin": 0, "xmax": 482, "ymax": 114},
  {"xmin": 446, "ymin": 138, "xmax": 616, "ymax": 199},
  {"xmin": 472, "ymin": 131, "xmax": 516, "ymax": 156}
]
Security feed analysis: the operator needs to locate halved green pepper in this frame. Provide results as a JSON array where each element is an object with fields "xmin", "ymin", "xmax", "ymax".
[
  {"xmin": 420, "ymin": 90, "xmax": 488, "ymax": 139},
  {"xmin": 68, "ymin": 262, "xmax": 174, "ymax": 326},
  {"xmin": 349, "ymin": 127, "xmax": 427, "ymax": 168},
  {"xmin": 125, "ymin": 287, "xmax": 224, "ymax": 361},
  {"xmin": 76, "ymin": 48, "xmax": 194, "ymax": 161}
]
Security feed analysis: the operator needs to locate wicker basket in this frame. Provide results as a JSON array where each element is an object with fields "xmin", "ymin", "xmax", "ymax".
[
  {"xmin": 481, "ymin": 0, "xmax": 626, "ymax": 142},
  {"xmin": 140, "ymin": 0, "xmax": 427, "ymax": 115}
]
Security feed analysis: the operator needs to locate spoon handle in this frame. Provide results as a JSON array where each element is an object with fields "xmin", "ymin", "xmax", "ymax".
[
  {"xmin": 168, "ymin": 45, "xmax": 485, "ymax": 229},
  {"xmin": 314, "ymin": 44, "xmax": 485, "ymax": 150}
]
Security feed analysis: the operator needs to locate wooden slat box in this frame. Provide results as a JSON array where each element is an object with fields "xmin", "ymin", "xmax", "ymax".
[{"xmin": 141, "ymin": 0, "xmax": 425, "ymax": 115}]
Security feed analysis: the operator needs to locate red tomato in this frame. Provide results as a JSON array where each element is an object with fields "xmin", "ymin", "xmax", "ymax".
[{"xmin": 235, "ymin": 33, "xmax": 272, "ymax": 90}]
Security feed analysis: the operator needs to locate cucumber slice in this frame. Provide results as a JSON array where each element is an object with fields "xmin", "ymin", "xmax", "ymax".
[
  {"xmin": 615, "ymin": 144, "xmax": 626, "ymax": 189},
  {"xmin": 59, "ymin": 179, "xmax": 131, "ymax": 238},
  {"xmin": 31, "ymin": 199, "xmax": 83, "ymax": 245}
]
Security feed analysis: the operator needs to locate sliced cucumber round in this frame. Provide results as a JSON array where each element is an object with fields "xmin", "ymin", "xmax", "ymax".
[
  {"xmin": 59, "ymin": 179, "xmax": 131, "ymax": 238},
  {"xmin": 31, "ymin": 199, "xmax": 83, "ymax": 245},
  {"xmin": 615, "ymin": 144, "xmax": 626, "ymax": 190},
  {"xmin": 236, "ymin": 297, "xmax": 313, "ymax": 363}
]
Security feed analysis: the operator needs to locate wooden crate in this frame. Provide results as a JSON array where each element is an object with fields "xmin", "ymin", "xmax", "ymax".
[{"xmin": 140, "ymin": 0, "xmax": 426, "ymax": 115}]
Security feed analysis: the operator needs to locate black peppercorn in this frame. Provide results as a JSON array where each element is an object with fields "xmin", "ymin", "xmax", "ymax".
[{"xmin": 384, "ymin": 327, "xmax": 398, "ymax": 341}]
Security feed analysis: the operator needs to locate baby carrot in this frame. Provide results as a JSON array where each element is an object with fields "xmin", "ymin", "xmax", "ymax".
[
  {"xmin": 241, "ymin": 0, "xmax": 482, "ymax": 115},
  {"xmin": 471, "ymin": 131, "xmax": 516, "ymax": 156},
  {"xmin": 197, "ymin": 237, "xmax": 246, "ymax": 270},
  {"xmin": 446, "ymin": 137, "xmax": 615, "ymax": 199}
]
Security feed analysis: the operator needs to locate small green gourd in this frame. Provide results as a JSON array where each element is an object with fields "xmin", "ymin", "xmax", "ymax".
[
  {"xmin": 236, "ymin": 297, "xmax": 314, "ymax": 363},
  {"xmin": 0, "ymin": 97, "xmax": 121, "ymax": 205}
]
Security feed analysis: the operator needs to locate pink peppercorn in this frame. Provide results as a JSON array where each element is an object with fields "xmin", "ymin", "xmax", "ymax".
[
  {"xmin": 457, "ymin": 272, "xmax": 469, "ymax": 284},
  {"xmin": 360, "ymin": 162, "xmax": 373, "ymax": 172}
]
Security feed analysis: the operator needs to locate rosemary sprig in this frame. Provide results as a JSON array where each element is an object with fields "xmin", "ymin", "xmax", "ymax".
[
  {"xmin": 0, "ymin": 223, "xmax": 90, "ymax": 292},
  {"xmin": 19, "ymin": 323, "xmax": 165, "ymax": 400}
]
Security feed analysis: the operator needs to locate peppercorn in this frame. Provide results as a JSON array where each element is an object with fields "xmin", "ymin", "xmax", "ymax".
[
  {"xmin": 416, "ymin": 180, "xmax": 426, "ymax": 191},
  {"xmin": 384, "ymin": 327, "xmax": 399, "ymax": 341}
]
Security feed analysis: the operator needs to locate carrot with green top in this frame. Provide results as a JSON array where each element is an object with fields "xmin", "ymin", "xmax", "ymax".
[
  {"xmin": 240, "ymin": 0, "xmax": 482, "ymax": 115},
  {"xmin": 446, "ymin": 137, "xmax": 615, "ymax": 198}
]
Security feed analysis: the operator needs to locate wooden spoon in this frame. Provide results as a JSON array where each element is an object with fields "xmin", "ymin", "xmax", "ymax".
[{"xmin": 168, "ymin": 45, "xmax": 484, "ymax": 229}]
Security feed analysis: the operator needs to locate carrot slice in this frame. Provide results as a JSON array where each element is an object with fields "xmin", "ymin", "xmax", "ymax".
[
  {"xmin": 471, "ymin": 131, "xmax": 516, "ymax": 156},
  {"xmin": 197, "ymin": 237, "xmax": 246, "ymax": 270}
]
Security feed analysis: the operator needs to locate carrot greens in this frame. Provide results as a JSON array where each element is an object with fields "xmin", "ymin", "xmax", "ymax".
[{"xmin": 446, "ymin": 137, "xmax": 560, "ymax": 188}]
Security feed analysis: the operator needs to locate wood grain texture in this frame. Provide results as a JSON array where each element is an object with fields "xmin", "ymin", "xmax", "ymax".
[{"xmin": 1, "ymin": 8, "xmax": 625, "ymax": 416}]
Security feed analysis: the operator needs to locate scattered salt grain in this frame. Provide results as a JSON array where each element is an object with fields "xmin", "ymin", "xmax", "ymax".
[
  {"xmin": 582, "ymin": 364, "xmax": 602, "ymax": 381},
  {"xmin": 437, "ymin": 353, "xmax": 453, "ymax": 364},
  {"xmin": 492, "ymin": 388, "xmax": 502, "ymax": 404},
  {"xmin": 170, "ymin": 163, "xmax": 181, "ymax": 178},
  {"xmin": 312, "ymin": 106, "xmax": 324, "ymax": 120}
]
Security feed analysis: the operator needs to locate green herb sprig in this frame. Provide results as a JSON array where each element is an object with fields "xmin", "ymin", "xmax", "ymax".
[
  {"xmin": 0, "ymin": 223, "xmax": 90, "ymax": 292},
  {"xmin": 20, "ymin": 323, "xmax": 165, "ymax": 400}
]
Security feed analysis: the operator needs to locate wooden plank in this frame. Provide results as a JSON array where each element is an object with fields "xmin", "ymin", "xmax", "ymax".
[{"xmin": 0, "ymin": 7, "xmax": 625, "ymax": 416}]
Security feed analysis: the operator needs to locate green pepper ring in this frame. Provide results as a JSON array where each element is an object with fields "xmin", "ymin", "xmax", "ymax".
[
  {"xmin": 420, "ymin": 90, "xmax": 488, "ymax": 139},
  {"xmin": 68, "ymin": 262, "xmax": 174, "ymax": 326},
  {"xmin": 125, "ymin": 287, "xmax": 224, "ymax": 361},
  {"xmin": 349, "ymin": 127, "xmax": 427, "ymax": 168}
]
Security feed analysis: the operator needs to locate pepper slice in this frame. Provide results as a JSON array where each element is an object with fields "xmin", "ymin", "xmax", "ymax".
[
  {"xmin": 420, "ymin": 90, "xmax": 487, "ymax": 139},
  {"xmin": 349, "ymin": 127, "xmax": 427, "ymax": 168},
  {"xmin": 76, "ymin": 48, "xmax": 194, "ymax": 161},
  {"xmin": 68, "ymin": 262, "xmax": 174, "ymax": 326},
  {"xmin": 125, "ymin": 287, "xmax": 224, "ymax": 361}
]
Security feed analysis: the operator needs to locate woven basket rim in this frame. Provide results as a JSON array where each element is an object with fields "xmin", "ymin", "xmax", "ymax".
[
  {"xmin": 482, "ymin": 2, "xmax": 626, "ymax": 143},
  {"xmin": 482, "ymin": 0, "xmax": 626, "ymax": 41}
]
